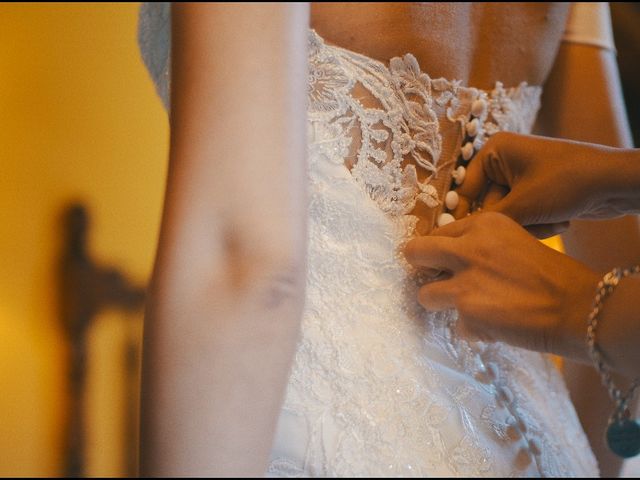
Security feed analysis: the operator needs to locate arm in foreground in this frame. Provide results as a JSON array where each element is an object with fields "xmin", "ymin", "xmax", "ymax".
[
  {"xmin": 140, "ymin": 4, "xmax": 309, "ymax": 476},
  {"xmin": 536, "ymin": 39, "xmax": 639, "ymax": 476}
]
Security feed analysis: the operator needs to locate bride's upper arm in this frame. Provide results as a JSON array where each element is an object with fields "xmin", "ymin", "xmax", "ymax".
[
  {"xmin": 155, "ymin": 3, "xmax": 310, "ymax": 292},
  {"xmin": 536, "ymin": 4, "xmax": 638, "ymax": 476},
  {"xmin": 536, "ymin": 2, "xmax": 631, "ymax": 147},
  {"xmin": 536, "ymin": 2, "xmax": 636, "ymax": 272}
]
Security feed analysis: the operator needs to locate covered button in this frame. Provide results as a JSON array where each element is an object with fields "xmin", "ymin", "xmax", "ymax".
[
  {"xmin": 465, "ymin": 118, "xmax": 479, "ymax": 137},
  {"xmin": 496, "ymin": 385, "xmax": 515, "ymax": 406},
  {"xmin": 453, "ymin": 165, "xmax": 466, "ymax": 185},
  {"xmin": 445, "ymin": 190, "xmax": 459, "ymax": 210},
  {"xmin": 505, "ymin": 417, "xmax": 523, "ymax": 441},
  {"xmin": 437, "ymin": 213, "xmax": 455, "ymax": 227},
  {"xmin": 471, "ymin": 98, "xmax": 487, "ymax": 117},
  {"xmin": 461, "ymin": 142, "xmax": 474, "ymax": 161}
]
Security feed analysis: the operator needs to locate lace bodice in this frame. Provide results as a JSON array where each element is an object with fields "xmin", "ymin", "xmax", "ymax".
[
  {"xmin": 138, "ymin": 4, "xmax": 598, "ymax": 477},
  {"xmin": 306, "ymin": 29, "xmax": 541, "ymax": 225}
]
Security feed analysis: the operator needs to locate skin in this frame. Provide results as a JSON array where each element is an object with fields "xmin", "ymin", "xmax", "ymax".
[
  {"xmin": 141, "ymin": 4, "xmax": 309, "ymax": 477},
  {"xmin": 142, "ymin": 2, "xmax": 635, "ymax": 476},
  {"xmin": 311, "ymin": 2, "xmax": 571, "ymax": 231},
  {"xmin": 404, "ymin": 138, "xmax": 640, "ymax": 475},
  {"xmin": 404, "ymin": 212, "xmax": 602, "ymax": 362},
  {"xmin": 456, "ymin": 132, "xmax": 640, "ymax": 233},
  {"xmin": 540, "ymin": 41, "xmax": 638, "ymax": 476},
  {"xmin": 311, "ymin": 3, "xmax": 569, "ymax": 89}
]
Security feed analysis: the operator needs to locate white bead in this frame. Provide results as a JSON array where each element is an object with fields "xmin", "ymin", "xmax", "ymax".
[
  {"xmin": 497, "ymin": 385, "xmax": 515, "ymax": 406},
  {"xmin": 445, "ymin": 190, "xmax": 459, "ymax": 210},
  {"xmin": 465, "ymin": 118, "xmax": 479, "ymax": 137},
  {"xmin": 437, "ymin": 213, "xmax": 455, "ymax": 227},
  {"xmin": 473, "ymin": 136, "xmax": 484, "ymax": 150},
  {"xmin": 453, "ymin": 165, "xmax": 466, "ymax": 185},
  {"xmin": 471, "ymin": 98, "xmax": 487, "ymax": 117},
  {"xmin": 461, "ymin": 142, "xmax": 474, "ymax": 161},
  {"xmin": 528, "ymin": 438, "xmax": 542, "ymax": 456}
]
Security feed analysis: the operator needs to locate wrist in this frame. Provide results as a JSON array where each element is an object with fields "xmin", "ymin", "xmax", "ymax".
[
  {"xmin": 596, "ymin": 148, "xmax": 640, "ymax": 215},
  {"xmin": 593, "ymin": 274, "xmax": 640, "ymax": 378},
  {"xmin": 584, "ymin": 267, "xmax": 640, "ymax": 460},
  {"xmin": 553, "ymin": 261, "xmax": 600, "ymax": 365}
]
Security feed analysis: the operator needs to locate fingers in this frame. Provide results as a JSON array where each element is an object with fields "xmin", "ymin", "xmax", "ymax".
[
  {"xmin": 418, "ymin": 278, "xmax": 493, "ymax": 343},
  {"xmin": 430, "ymin": 214, "xmax": 471, "ymax": 237},
  {"xmin": 477, "ymin": 187, "xmax": 526, "ymax": 225},
  {"xmin": 455, "ymin": 133, "xmax": 527, "ymax": 223},
  {"xmin": 422, "ymin": 267, "xmax": 445, "ymax": 279},
  {"xmin": 417, "ymin": 278, "xmax": 457, "ymax": 311},
  {"xmin": 482, "ymin": 183, "xmax": 509, "ymax": 210},
  {"xmin": 524, "ymin": 222, "xmax": 570, "ymax": 239},
  {"xmin": 454, "ymin": 171, "xmax": 514, "ymax": 221},
  {"xmin": 404, "ymin": 235, "xmax": 466, "ymax": 271},
  {"xmin": 455, "ymin": 151, "xmax": 490, "ymax": 204},
  {"xmin": 451, "ymin": 195, "xmax": 472, "ymax": 219}
]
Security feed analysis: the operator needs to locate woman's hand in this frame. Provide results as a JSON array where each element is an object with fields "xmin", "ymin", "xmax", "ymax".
[
  {"xmin": 455, "ymin": 132, "xmax": 640, "ymax": 238},
  {"xmin": 404, "ymin": 211, "xmax": 599, "ymax": 360}
]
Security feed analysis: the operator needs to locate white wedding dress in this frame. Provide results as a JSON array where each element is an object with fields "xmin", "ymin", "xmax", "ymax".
[{"xmin": 137, "ymin": 3, "xmax": 599, "ymax": 477}]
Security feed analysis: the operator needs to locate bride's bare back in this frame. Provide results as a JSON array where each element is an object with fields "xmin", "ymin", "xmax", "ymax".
[
  {"xmin": 311, "ymin": 2, "xmax": 570, "ymax": 88},
  {"xmin": 309, "ymin": 3, "xmax": 571, "ymax": 234}
]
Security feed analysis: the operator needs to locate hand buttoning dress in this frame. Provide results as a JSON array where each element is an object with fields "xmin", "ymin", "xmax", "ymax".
[{"xmin": 137, "ymin": 3, "xmax": 609, "ymax": 476}]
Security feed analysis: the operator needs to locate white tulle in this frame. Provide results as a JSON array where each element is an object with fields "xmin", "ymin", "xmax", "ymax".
[{"xmin": 138, "ymin": 4, "xmax": 599, "ymax": 477}]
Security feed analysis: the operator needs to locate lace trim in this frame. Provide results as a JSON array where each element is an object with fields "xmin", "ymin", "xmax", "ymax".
[
  {"xmin": 136, "ymin": 12, "xmax": 542, "ymax": 223},
  {"xmin": 308, "ymin": 29, "xmax": 542, "ymax": 222}
]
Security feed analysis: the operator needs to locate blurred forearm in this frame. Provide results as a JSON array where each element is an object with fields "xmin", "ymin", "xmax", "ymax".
[
  {"xmin": 140, "ymin": 3, "xmax": 310, "ymax": 476},
  {"xmin": 538, "ymin": 42, "xmax": 637, "ymax": 477}
]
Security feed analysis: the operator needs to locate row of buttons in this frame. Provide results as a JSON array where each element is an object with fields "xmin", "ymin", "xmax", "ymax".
[{"xmin": 437, "ymin": 97, "xmax": 489, "ymax": 227}]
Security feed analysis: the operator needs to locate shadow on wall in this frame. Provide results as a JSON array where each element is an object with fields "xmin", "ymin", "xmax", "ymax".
[{"xmin": 59, "ymin": 203, "xmax": 145, "ymax": 478}]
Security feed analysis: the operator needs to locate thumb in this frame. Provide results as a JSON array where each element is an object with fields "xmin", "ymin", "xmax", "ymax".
[
  {"xmin": 481, "ymin": 190, "xmax": 528, "ymax": 225},
  {"xmin": 525, "ymin": 222, "xmax": 571, "ymax": 239},
  {"xmin": 483, "ymin": 187, "xmax": 562, "ymax": 230}
]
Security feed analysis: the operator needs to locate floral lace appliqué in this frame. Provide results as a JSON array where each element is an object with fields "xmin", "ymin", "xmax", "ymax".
[{"xmin": 307, "ymin": 29, "xmax": 541, "ymax": 225}]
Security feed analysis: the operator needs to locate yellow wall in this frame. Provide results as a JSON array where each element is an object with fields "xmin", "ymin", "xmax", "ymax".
[
  {"xmin": 542, "ymin": 235, "xmax": 563, "ymax": 252},
  {"xmin": 0, "ymin": 3, "xmax": 168, "ymax": 475}
]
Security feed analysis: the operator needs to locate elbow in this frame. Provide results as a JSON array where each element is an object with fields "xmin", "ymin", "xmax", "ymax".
[
  {"xmin": 150, "ymin": 225, "xmax": 307, "ymax": 314},
  {"xmin": 219, "ymin": 228, "xmax": 305, "ymax": 297},
  {"xmin": 217, "ymin": 246, "xmax": 307, "ymax": 311}
]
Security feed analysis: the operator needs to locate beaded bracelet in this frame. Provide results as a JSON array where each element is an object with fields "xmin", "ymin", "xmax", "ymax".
[{"xmin": 587, "ymin": 265, "xmax": 640, "ymax": 458}]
